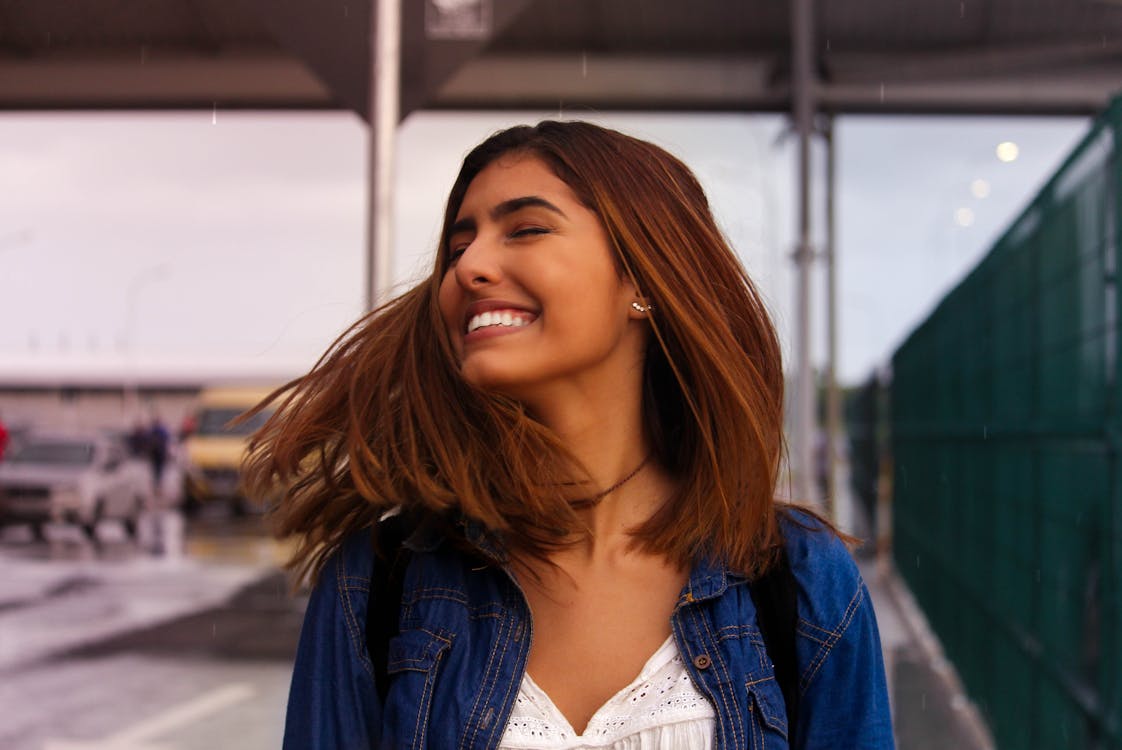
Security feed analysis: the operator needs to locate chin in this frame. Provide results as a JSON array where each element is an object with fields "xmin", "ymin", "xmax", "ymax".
[{"xmin": 459, "ymin": 360, "xmax": 539, "ymax": 401}]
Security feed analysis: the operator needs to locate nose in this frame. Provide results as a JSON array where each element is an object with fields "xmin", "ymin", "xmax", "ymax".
[{"xmin": 453, "ymin": 235, "xmax": 502, "ymax": 289}]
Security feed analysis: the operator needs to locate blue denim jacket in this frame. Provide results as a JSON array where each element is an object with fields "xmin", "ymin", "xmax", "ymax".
[{"xmin": 284, "ymin": 510, "xmax": 894, "ymax": 749}]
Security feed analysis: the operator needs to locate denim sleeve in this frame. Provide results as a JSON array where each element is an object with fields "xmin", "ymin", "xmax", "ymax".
[
  {"xmin": 283, "ymin": 543, "xmax": 382, "ymax": 750},
  {"xmin": 791, "ymin": 530, "xmax": 895, "ymax": 750}
]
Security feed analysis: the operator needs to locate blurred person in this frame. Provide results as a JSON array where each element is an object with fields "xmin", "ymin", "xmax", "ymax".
[
  {"xmin": 127, "ymin": 419, "xmax": 149, "ymax": 458},
  {"xmin": 244, "ymin": 121, "xmax": 893, "ymax": 749},
  {"xmin": 147, "ymin": 417, "xmax": 170, "ymax": 497}
]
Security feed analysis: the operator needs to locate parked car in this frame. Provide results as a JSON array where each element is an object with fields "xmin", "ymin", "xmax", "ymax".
[
  {"xmin": 181, "ymin": 385, "xmax": 276, "ymax": 516},
  {"xmin": 0, "ymin": 433, "xmax": 151, "ymax": 540}
]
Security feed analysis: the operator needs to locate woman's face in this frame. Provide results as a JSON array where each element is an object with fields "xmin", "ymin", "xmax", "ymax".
[{"xmin": 438, "ymin": 154, "xmax": 646, "ymax": 407}]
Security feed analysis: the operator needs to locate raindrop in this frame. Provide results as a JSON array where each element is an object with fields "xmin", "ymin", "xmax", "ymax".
[
  {"xmin": 212, "ymin": 622, "xmax": 217, "ymax": 638},
  {"xmin": 826, "ymin": 39, "xmax": 831, "ymax": 52},
  {"xmin": 879, "ymin": 83, "xmax": 885, "ymax": 103},
  {"xmin": 212, "ymin": 102, "xmax": 218, "ymax": 125},
  {"xmin": 922, "ymin": 692, "xmax": 927, "ymax": 711},
  {"xmin": 983, "ymin": 425, "xmax": 988, "ymax": 439},
  {"xmin": 581, "ymin": 51, "xmax": 588, "ymax": 78},
  {"xmin": 344, "ymin": 4, "xmax": 349, "ymax": 17},
  {"xmin": 959, "ymin": 2, "xmax": 965, "ymax": 18},
  {"xmin": 916, "ymin": 554, "xmax": 921, "ymax": 568}
]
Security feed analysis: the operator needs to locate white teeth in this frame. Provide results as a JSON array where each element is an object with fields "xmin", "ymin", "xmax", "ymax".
[{"xmin": 466, "ymin": 310, "xmax": 532, "ymax": 334}]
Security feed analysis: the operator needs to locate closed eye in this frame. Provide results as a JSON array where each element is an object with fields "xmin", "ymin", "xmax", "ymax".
[{"xmin": 510, "ymin": 227, "xmax": 550, "ymax": 240}]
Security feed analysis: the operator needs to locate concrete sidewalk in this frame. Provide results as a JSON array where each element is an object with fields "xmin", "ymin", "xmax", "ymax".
[
  {"xmin": 0, "ymin": 528, "xmax": 277, "ymax": 673},
  {"xmin": 861, "ymin": 554, "xmax": 995, "ymax": 750}
]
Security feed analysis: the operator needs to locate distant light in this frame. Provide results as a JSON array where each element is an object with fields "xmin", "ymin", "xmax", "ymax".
[
  {"xmin": 970, "ymin": 179, "xmax": 991, "ymax": 199},
  {"xmin": 996, "ymin": 141, "xmax": 1019, "ymax": 162},
  {"xmin": 954, "ymin": 207, "xmax": 975, "ymax": 227}
]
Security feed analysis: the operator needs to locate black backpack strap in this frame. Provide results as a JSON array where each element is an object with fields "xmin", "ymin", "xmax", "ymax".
[
  {"xmin": 366, "ymin": 513, "xmax": 414, "ymax": 704},
  {"xmin": 748, "ymin": 542, "xmax": 800, "ymax": 744}
]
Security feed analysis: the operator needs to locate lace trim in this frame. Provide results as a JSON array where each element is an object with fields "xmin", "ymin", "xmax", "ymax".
[{"xmin": 498, "ymin": 637, "xmax": 716, "ymax": 749}]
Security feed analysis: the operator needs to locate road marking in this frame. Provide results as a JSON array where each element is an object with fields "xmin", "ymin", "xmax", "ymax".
[{"xmin": 42, "ymin": 682, "xmax": 257, "ymax": 750}]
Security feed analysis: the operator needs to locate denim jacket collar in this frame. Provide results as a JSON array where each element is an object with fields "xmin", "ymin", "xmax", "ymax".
[{"xmin": 678, "ymin": 552, "xmax": 747, "ymax": 606}]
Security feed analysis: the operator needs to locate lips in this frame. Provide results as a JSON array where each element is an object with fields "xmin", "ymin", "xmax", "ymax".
[
  {"xmin": 466, "ymin": 309, "xmax": 536, "ymax": 334},
  {"xmin": 462, "ymin": 300, "xmax": 538, "ymax": 336}
]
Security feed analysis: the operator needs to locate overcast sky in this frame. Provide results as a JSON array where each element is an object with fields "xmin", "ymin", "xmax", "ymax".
[{"xmin": 0, "ymin": 109, "xmax": 1087, "ymax": 385}]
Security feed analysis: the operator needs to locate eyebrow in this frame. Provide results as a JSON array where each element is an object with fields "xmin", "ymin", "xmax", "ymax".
[{"xmin": 448, "ymin": 195, "xmax": 568, "ymax": 237}]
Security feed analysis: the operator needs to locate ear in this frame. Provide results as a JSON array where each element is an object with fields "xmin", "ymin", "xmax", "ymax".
[
  {"xmin": 620, "ymin": 271, "xmax": 650, "ymax": 319},
  {"xmin": 628, "ymin": 296, "xmax": 653, "ymax": 319}
]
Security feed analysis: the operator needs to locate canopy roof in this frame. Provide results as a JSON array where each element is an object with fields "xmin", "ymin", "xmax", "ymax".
[{"xmin": 3, "ymin": 0, "xmax": 1121, "ymax": 118}]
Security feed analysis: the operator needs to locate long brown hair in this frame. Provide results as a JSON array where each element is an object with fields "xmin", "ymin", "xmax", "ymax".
[{"xmin": 242, "ymin": 121, "xmax": 786, "ymax": 582}]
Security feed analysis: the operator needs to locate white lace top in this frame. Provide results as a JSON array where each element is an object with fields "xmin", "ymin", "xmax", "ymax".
[{"xmin": 497, "ymin": 636, "xmax": 716, "ymax": 749}]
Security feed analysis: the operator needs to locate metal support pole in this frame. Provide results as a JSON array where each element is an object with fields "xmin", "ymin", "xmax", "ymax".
[
  {"xmin": 825, "ymin": 114, "xmax": 842, "ymax": 525},
  {"xmin": 792, "ymin": 0, "xmax": 816, "ymax": 504},
  {"xmin": 366, "ymin": 0, "xmax": 401, "ymax": 311}
]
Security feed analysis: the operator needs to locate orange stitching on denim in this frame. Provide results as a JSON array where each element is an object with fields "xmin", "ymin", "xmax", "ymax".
[
  {"xmin": 410, "ymin": 650, "xmax": 443, "ymax": 749},
  {"xmin": 487, "ymin": 610, "xmax": 527, "ymax": 747},
  {"xmin": 746, "ymin": 678, "xmax": 788, "ymax": 741},
  {"xmin": 714, "ymin": 623, "xmax": 754, "ymax": 641},
  {"xmin": 405, "ymin": 586, "xmax": 469, "ymax": 602},
  {"xmin": 386, "ymin": 630, "xmax": 453, "ymax": 672},
  {"xmin": 460, "ymin": 601, "xmax": 513, "ymax": 750},
  {"xmin": 798, "ymin": 583, "xmax": 864, "ymax": 695},
  {"xmin": 336, "ymin": 554, "xmax": 374, "ymax": 677},
  {"xmin": 695, "ymin": 607, "xmax": 746, "ymax": 750},
  {"xmin": 795, "ymin": 624, "xmax": 831, "ymax": 646},
  {"xmin": 747, "ymin": 699, "xmax": 762, "ymax": 750},
  {"xmin": 797, "ymin": 618, "xmax": 841, "ymax": 640}
]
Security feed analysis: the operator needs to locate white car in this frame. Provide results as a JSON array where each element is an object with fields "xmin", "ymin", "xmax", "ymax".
[{"xmin": 0, "ymin": 434, "xmax": 152, "ymax": 540}]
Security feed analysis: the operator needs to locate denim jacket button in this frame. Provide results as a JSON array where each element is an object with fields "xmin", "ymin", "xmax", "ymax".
[{"xmin": 693, "ymin": 654, "xmax": 712, "ymax": 669}]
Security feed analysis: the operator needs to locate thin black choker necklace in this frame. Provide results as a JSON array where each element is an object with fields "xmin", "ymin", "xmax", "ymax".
[{"xmin": 576, "ymin": 452, "xmax": 653, "ymax": 507}]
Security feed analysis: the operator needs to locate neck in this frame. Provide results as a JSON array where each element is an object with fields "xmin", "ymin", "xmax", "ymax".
[
  {"xmin": 513, "ymin": 354, "xmax": 673, "ymax": 547},
  {"xmin": 530, "ymin": 385, "xmax": 674, "ymax": 550}
]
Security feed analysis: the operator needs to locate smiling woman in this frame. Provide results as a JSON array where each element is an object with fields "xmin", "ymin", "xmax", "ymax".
[
  {"xmin": 438, "ymin": 155, "xmax": 643, "ymax": 407},
  {"xmin": 242, "ymin": 121, "xmax": 893, "ymax": 749}
]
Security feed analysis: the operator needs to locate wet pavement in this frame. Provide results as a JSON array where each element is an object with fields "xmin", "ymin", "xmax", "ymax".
[
  {"xmin": 0, "ymin": 513, "xmax": 297, "ymax": 750},
  {"xmin": 861, "ymin": 553, "xmax": 995, "ymax": 750}
]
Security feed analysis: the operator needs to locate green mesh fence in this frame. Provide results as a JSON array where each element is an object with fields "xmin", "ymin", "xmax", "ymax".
[{"xmin": 892, "ymin": 97, "xmax": 1122, "ymax": 749}]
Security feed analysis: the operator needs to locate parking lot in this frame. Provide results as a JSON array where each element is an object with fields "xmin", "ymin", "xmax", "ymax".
[{"xmin": 0, "ymin": 512, "xmax": 299, "ymax": 750}]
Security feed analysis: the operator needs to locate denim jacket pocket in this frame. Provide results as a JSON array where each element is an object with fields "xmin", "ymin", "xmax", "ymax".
[
  {"xmin": 384, "ymin": 628, "xmax": 453, "ymax": 750},
  {"xmin": 745, "ymin": 676, "xmax": 789, "ymax": 750}
]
